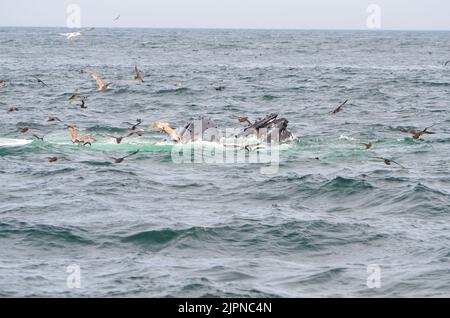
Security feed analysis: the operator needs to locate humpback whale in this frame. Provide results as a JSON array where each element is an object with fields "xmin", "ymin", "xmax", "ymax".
[
  {"xmin": 238, "ymin": 113, "xmax": 293, "ymax": 144},
  {"xmin": 153, "ymin": 114, "xmax": 293, "ymax": 146}
]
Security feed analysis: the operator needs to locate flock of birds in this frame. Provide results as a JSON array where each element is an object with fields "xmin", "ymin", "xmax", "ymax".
[
  {"xmin": 1, "ymin": 24, "xmax": 445, "ymax": 167},
  {"xmin": 2, "ymin": 65, "xmax": 146, "ymax": 164},
  {"xmin": 328, "ymin": 99, "xmax": 437, "ymax": 169}
]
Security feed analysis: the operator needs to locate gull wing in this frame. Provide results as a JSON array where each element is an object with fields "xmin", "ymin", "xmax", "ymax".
[{"xmin": 91, "ymin": 72, "xmax": 105, "ymax": 89}]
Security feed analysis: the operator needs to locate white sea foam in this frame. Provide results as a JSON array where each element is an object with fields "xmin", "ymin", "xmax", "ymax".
[{"xmin": 0, "ymin": 138, "xmax": 33, "ymax": 147}]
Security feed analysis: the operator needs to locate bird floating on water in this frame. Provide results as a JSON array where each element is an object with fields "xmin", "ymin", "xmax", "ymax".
[
  {"xmin": 7, "ymin": 107, "xmax": 19, "ymax": 113},
  {"xmin": 47, "ymin": 157, "xmax": 58, "ymax": 163},
  {"xmin": 362, "ymin": 142, "xmax": 373, "ymax": 150}
]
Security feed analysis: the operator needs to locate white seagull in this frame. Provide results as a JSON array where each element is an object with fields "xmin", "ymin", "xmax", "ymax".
[{"xmin": 59, "ymin": 28, "xmax": 95, "ymax": 40}]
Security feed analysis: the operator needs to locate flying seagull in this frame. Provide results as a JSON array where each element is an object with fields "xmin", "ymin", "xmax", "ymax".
[
  {"xmin": 60, "ymin": 27, "xmax": 95, "ymax": 40},
  {"xmin": 371, "ymin": 157, "xmax": 406, "ymax": 169},
  {"xmin": 32, "ymin": 76, "xmax": 49, "ymax": 87},
  {"xmin": 330, "ymin": 100, "xmax": 348, "ymax": 114},
  {"xmin": 91, "ymin": 72, "xmax": 111, "ymax": 92},
  {"xmin": 111, "ymin": 150, "xmax": 140, "ymax": 164},
  {"xmin": 134, "ymin": 66, "xmax": 144, "ymax": 82}
]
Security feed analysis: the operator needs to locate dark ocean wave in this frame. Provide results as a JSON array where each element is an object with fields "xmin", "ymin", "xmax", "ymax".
[
  {"xmin": 0, "ymin": 220, "xmax": 94, "ymax": 245},
  {"xmin": 121, "ymin": 220, "xmax": 387, "ymax": 253}
]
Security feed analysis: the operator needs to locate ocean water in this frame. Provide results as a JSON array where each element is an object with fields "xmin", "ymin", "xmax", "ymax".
[{"xmin": 0, "ymin": 28, "xmax": 449, "ymax": 297}]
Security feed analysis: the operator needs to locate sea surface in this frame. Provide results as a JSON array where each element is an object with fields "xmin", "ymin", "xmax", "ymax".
[{"xmin": 0, "ymin": 28, "xmax": 449, "ymax": 297}]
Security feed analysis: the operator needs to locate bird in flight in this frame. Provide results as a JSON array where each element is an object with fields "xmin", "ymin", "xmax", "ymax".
[
  {"xmin": 32, "ymin": 76, "xmax": 49, "ymax": 87},
  {"xmin": 234, "ymin": 115, "xmax": 253, "ymax": 126},
  {"xmin": 330, "ymin": 100, "xmax": 348, "ymax": 114},
  {"xmin": 7, "ymin": 107, "xmax": 19, "ymax": 113},
  {"xmin": 69, "ymin": 90, "xmax": 83, "ymax": 102},
  {"xmin": 124, "ymin": 119, "xmax": 143, "ymax": 131},
  {"xmin": 47, "ymin": 116, "xmax": 62, "ymax": 122},
  {"xmin": 17, "ymin": 127, "xmax": 36, "ymax": 133},
  {"xmin": 114, "ymin": 15, "xmax": 121, "ymax": 22},
  {"xmin": 67, "ymin": 125, "xmax": 97, "ymax": 144},
  {"xmin": 371, "ymin": 157, "xmax": 406, "ymax": 168},
  {"xmin": 32, "ymin": 134, "xmax": 45, "ymax": 141},
  {"xmin": 60, "ymin": 28, "xmax": 95, "ymax": 40},
  {"xmin": 134, "ymin": 66, "xmax": 144, "ymax": 82},
  {"xmin": 362, "ymin": 142, "xmax": 373, "ymax": 150},
  {"xmin": 111, "ymin": 150, "xmax": 140, "ymax": 164},
  {"xmin": 106, "ymin": 133, "xmax": 133, "ymax": 144},
  {"xmin": 152, "ymin": 122, "xmax": 181, "ymax": 143},
  {"xmin": 91, "ymin": 72, "xmax": 111, "ymax": 92},
  {"xmin": 402, "ymin": 126, "xmax": 436, "ymax": 140}
]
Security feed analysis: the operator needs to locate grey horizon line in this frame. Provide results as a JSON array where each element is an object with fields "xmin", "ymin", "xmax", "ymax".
[{"xmin": 1, "ymin": 25, "xmax": 450, "ymax": 32}]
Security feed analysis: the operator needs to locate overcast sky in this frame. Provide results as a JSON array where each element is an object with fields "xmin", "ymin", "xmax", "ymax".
[{"xmin": 0, "ymin": 0, "xmax": 449, "ymax": 30}]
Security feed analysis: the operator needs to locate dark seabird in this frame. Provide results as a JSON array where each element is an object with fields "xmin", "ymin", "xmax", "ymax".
[
  {"xmin": 32, "ymin": 134, "xmax": 45, "ymax": 141},
  {"xmin": 111, "ymin": 150, "xmax": 140, "ymax": 163},
  {"xmin": 32, "ymin": 76, "xmax": 49, "ymax": 87},
  {"xmin": 47, "ymin": 116, "xmax": 62, "ymax": 122},
  {"xmin": 371, "ymin": 157, "xmax": 406, "ymax": 169},
  {"xmin": 330, "ymin": 100, "xmax": 348, "ymax": 114},
  {"xmin": 106, "ymin": 133, "xmax": 133, "ymax": 144},
  {"xmin": 402, "ymin": 126, "xmax": 435, "ymax": 140}
]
